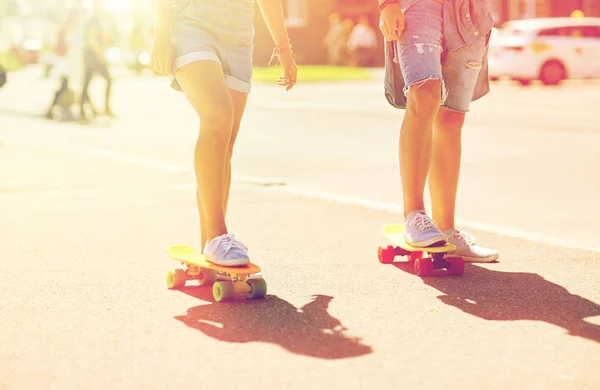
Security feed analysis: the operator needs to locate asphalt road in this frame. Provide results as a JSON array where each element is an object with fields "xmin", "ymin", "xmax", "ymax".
[{"xmin": 1, "ymin": 68, "xmax": 599, "ymax": 390}]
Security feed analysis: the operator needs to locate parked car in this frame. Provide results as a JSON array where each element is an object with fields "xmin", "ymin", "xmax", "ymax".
[{"xmin": 488, "ymin": 17, "xmax": 600, "ymax": 85}]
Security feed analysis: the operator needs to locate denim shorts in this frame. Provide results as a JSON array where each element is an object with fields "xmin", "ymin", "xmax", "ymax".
[
  {"xmin": 170, "ymin": 0, "xmax": 255, "ymax": 93},
  {"xmin": 395, "ymin": 0, "xmax": 487, "ymax": 112}
]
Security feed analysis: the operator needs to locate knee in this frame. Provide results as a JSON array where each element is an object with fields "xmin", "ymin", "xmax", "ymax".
[
  {"xmin": 407, "ymin": 79, "xmax": 442, "ymax": 118},
  {"xmin": 199, "ymin": 103, "xmax": 235, "ymax": 146},
  {"xmin": 436, "ymin": 109, "xmax": 466, "ymax": 134},
  {"xmin": 203, "ymin": 103, "xmax": 234, "ymax": 129}
]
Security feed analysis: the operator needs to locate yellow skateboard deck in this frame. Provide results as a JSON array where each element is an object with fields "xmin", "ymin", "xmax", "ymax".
[
  {"xmin": 166, "ymin": 245, "xmax": 266, "ymax": 302},
  {"xmin": 378, "ymin": 224, "xmax": 464, "ymax": 277}
]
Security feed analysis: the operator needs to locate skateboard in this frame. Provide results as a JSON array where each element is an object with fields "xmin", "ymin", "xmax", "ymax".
[
  {"xmin": 166, "ymin": 245, "xmax": 267, "ymax": 302},
  {"xmin": 377, "ymin": 224, "xmax": 465, "ymax": 276}
]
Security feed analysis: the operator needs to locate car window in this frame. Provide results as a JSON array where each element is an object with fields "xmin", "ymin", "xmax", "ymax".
[
  {"xmin": 538, "ymin": 27, "xmax": 569, "ymax": 37},
  {"xmin": 538, "ymin": 25, "xmax": 600, "ymax": 38},
  {"xmin": 579, "ymin": 25, "xmax": 600, "ymax": 38}
]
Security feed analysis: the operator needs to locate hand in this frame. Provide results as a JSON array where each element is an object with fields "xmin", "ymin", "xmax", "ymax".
[
  {"xmin": 276, "ymin": 49, "xmax": 297, "ymax": 91},
  {"xmin": 151, "ymin": 29, "xmax": 175, "ymax": 76},
  {"xmin": 379, "ymin": 4, "xmax": 405, "ymax": 41}
]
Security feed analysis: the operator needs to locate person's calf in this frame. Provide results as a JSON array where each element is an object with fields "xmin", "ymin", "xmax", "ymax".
[{"xmin": 430, "ymin": 108, "xmax": 467, "ymax": 232}]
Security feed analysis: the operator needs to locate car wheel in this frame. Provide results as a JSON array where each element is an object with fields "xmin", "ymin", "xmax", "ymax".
[{"xmin": 539, "ymin": 60, "xmax": 566, "ymax": 86}]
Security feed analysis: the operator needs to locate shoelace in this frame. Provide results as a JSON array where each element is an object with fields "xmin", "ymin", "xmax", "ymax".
[
  {"xmin": 217, "ymin": 234, "xmax": 248, "ymax": 255},
  {"xmin": 454, "ymin": 230, "xmax": 476, "ymax": 246},
  {"xmin": 414, "ymin": 214, "xmax": 435, "ymax": 231}
]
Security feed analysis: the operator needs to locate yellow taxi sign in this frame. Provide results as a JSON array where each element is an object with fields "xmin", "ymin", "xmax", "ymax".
[{"xmin": 570, "ymin": 10, "xmax": 585, "ymax": 18}]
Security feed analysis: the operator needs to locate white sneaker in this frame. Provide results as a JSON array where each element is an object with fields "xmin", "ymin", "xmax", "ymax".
[
  {"xmin": 403, "ymin": 210, "xmax": 447, "ymax": 247},
  {"xmin": 445, "ymin": 229, "xmax": 499, "ymax": 263},
  {"xmin": 203, "ymin": 233, "xmax": 250, "ymax": 266}
]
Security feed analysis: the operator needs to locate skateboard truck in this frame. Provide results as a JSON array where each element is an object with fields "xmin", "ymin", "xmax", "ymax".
[
  {"xmin": 379, "ymin": 224, "xmax": 465, "ymax": 277},
  {"xmin": 378, "ymin": 245, "xmax": 465, "ymax": 276}
]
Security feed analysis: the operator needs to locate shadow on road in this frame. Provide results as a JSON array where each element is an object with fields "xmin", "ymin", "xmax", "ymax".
[
  {"xmin": 393, "ymin": 262, "xmax": 600, "ymax": 343},
  {"xmin": 174, "ymin": 287, "xmax": 373, "ymax": 360}
]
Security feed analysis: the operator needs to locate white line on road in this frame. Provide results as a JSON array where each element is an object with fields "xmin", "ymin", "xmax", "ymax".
[
  {"xmin": 65, "ymin": 145, "xmax": 189, "ymax": 174},
  {"xmin": 14, "ymin": 140, "xmax": 600, "ymax": 254},
  {"xmin": 268, "ymin": 184, "xmax": 600, "ymax": 254}
]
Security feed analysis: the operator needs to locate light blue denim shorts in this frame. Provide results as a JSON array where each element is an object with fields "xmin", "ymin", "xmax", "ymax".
[
  {"xmin": 395, "ymin": 0, "xmax": 487, "ymax": 112},
  {"xmin": 170, "ymin": 0, "xmax": 255, "ymax": 93}
]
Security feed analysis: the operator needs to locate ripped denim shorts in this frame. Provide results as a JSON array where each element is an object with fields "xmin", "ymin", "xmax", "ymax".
[{"xmin": 395, "ymin": 0, "xmax": 487, "ymax": 112}]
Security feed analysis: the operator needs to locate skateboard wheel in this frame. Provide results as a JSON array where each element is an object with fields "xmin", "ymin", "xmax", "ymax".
[
  {"xmin": 378, "ymin": 246, "xmax": 395, "ymax": 264},
  {"xmin": 414, "ymin": 258, "xmax": 433, "ymax": 277},
  {"xmin": 408, "ymin": 251, "xmax": 423, "ymax": 263},
  {"xmin": 166, "ymin": 269, "xmax": 186, "ymax": 289},
  {"xmin": 247, "ymin": 278, "xmax": 268, "ymax": 299},
  {"xmin": 213, "ymin": 281, "xmax": 234, "ymax": 302},
  {"xmin": 197, "ymin": 269, "xmax": 217, "ymax": 286},
  {"xmin": 446, "ymin": 257, "xmax": 465, "ymax": 275}
]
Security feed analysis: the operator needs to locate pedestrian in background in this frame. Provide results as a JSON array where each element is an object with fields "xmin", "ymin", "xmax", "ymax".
[
  {"xmin": 347, "ymin": 15, "xmax": 378, "ymax": 67},
  {"xmin": 80, "ymin": 0, "xmax": 114, "ymax": 121},
  {"xmin": 44, "ymin": 7, "xmax": 84, "ymax": 120},
  {"xmin": 323, "ymin": 13, "xmax": 342, "ymax": 65}
]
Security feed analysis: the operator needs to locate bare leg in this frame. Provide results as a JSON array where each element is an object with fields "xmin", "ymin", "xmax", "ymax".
[
  {"xmin": 399, "ymin": 79, "xmax": 442, "ymax": 216},
  {"xmin": 80, "ymin": 68, "xmax": 94, "ymax": 119},
  {"xmin": 196, "ymin": 190, "xmax": 208, "ymax": 251},
  {"xmin": 429, "ymin": 107, "xmax": 466, "ymax": 232},
  {"xmin": 175, "ymin": 61, "xmax": 234, "ymax": 244},
  {"xmin": 195, "ymin": 89, "xmax": 248, "ymax": 251},
  {"xmin": 45, "ymin": 77, "xmax": 69, "ymax": 118},
  {"xmin": 223, "ymin": 89, "xmax": 248, "ymax": 216}
]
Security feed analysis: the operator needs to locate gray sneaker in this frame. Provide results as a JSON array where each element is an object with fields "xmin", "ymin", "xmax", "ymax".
[
  {"xmin": 203, "ymin": 233, "xmax": 250, "ymax": 266},
  {"xmin": 445, "ymin": 229, "xmax": 499, "ymax": 263},
  {"xmin": 404, "ymin": 210, "xmax": 447, "ymax": 247}
]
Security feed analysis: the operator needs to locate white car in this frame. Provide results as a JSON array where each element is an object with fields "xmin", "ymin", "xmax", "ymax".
[{"xmin": 488, "ymin": 17, "xmax": 600, "ymax": 85}]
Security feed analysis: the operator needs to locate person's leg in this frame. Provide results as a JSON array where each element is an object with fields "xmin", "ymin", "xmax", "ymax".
[
  {"xmin": 80, "ymin": 68, "xmax": 93, "ymax": 119},
  {"xmin": 430, "ymin": 32, "xmax": 488, "ymax": 232},
  {"xmin": 223, "ymin": 89, "xmax": 248, "ymax": 217},
  {"xmin": 395, "ymin": 0, "xmax": 448, "ymax": 246},
  {"xmin": 397, "ymin": 1, "xmax": 445, "ymax": 217},
  {"xmin": 197, "ymin": 89, "xmax": 247, "ymax": 251},
  {"xmin": 96, "ymin": 62, "xmax": 113, "ymax": 115},
  {"xmin": 429, "ymin": 107, "xmax": 465, "ymax": 232},
  {"xmin": 176, "ymin": 60, "xmax": 232, "ymax": 243},
  {"xmin": 429, "ymin": 35, "xmax": 498, "ymax": 262},
  {"xmin": 400, "ymin": 79, "xmax": 442, "ymax": 215},
  {"xmin": 46, "ymin": 77, "xmax": 68, "ymax": 118}
]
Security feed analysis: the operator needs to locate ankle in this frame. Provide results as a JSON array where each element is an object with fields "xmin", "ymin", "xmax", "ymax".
[
  {"xmin": 404, "ymin": 207, "xmax": 426, "ymax": 218},
  {"xmin": 435, "ymin": 221, "xmax": 455, "ymax": 233},
  {"xmin": 206, "ymin": 227, "xmax": 228, "ymax": 243}
]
